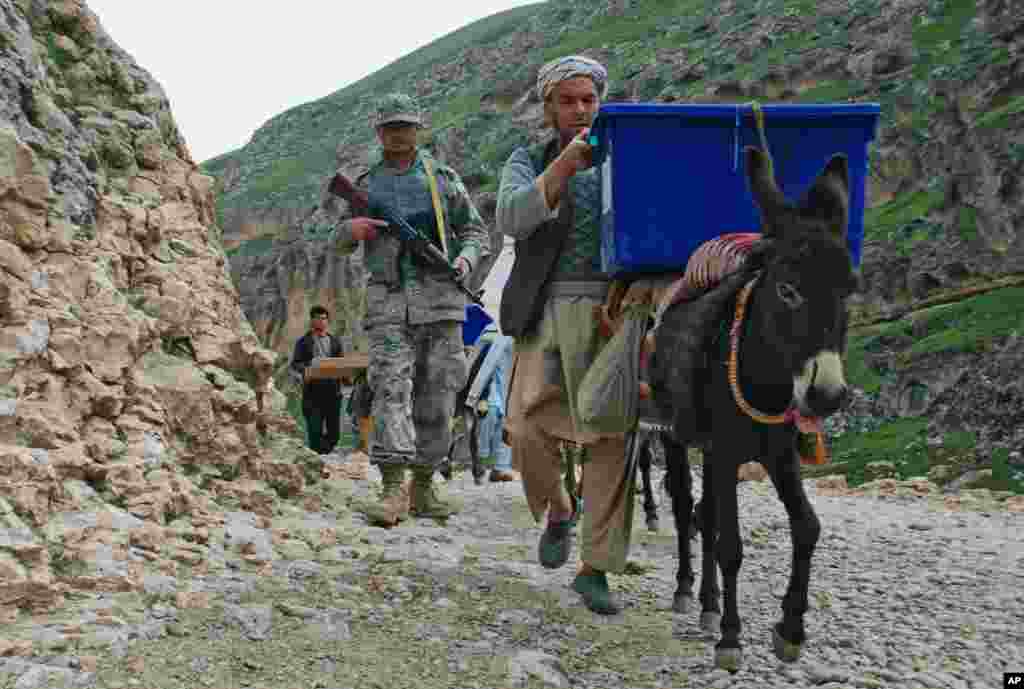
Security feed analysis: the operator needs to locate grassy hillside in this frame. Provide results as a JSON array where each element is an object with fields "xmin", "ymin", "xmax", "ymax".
[
  {"xmin": 201, "ymin": 3, "xmax": 542, "ymax": 225},
  {"xmin": 205, "ymin": 0, "xmax": 1023, "ymax": 259},
  {"xmin": 208, "ymin": 0, "xmax": 1024, "ymax": 492},
  {"xmin": 846, "ymin": 286, "xmax": 1024, "ymax": 395}
]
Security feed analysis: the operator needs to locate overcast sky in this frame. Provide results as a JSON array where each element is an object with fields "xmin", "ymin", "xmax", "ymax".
[{"xmin": 87, "ymin": 1, "xmax": 543, "ymax": 163}]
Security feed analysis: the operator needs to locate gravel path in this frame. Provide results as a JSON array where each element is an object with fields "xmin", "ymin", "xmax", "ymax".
[
  {"xmin": 1, "ymin": 461, "xmax": 1020, "ymax": 689},
  {"xmin": 438, "ymin": 466, "xmax": 1023, "ymax": 689}
]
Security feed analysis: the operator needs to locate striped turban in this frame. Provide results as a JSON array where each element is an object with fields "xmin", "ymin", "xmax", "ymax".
[{"xmin": 536, "ymin": 55, "xmax": 609, "ymax": 101}]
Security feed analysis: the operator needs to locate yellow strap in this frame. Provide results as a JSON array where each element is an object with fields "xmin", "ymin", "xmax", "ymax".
[
  {"xmin": 421, "ymin": 156, "xmax": 449, "ymax": 260},
  {"xmin": 749, "ymin": 101, "xmax": 774, "ymax": 178}
]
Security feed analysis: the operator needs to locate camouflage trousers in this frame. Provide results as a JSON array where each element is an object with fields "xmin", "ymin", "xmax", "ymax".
[{"xmin": 367, "ymin": 320, "xmax": 467, "ymax": 468}]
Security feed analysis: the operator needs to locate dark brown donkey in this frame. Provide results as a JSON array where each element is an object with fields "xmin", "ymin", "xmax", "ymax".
[{"xmin": 650, "ymin": 147, "xmax": 859, "ymax": 672}]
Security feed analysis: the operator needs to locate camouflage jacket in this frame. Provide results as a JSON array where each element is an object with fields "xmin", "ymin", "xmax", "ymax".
[{"xmin": 332, "ymin": 150, "xmax": 489, "ymax": 327}]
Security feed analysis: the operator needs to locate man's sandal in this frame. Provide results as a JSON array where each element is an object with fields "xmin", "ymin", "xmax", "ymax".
[
  {"xmin": 571, "ymin": 571, "xmax": 621, "ymax": 615},
  {"xmin": 537, "ymin": 499, "xmax": 580, "ymax": 569}
]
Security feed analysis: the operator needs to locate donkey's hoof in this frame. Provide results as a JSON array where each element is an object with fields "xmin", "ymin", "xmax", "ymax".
[
  {"xmin": 772, "ymin": 625, "xmax": 802, "ymax": 663},
  {"xmin": 646, "ymin": 517, "xmax": 660, "ymax": 532},
  {"xmin": 672, "ymin": 593, "xmax": 694, "ymax": 614},
  {"xmin": 700, "ymin": 611, "xmax": 721, "ymax": 632},
  {"xmin": 714, "ymin": 646, "xmax": 743, "ymax": 673}
]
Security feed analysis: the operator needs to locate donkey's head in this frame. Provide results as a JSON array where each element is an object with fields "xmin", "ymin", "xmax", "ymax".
[{"xmin": 746, "ymin": 147, "xmax": 859, "ymax": 418}]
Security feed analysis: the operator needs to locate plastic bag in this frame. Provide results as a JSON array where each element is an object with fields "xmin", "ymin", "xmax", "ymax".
[{"xmin": 577, "ymin": 305, "xmax": 648, "ymax": 434}]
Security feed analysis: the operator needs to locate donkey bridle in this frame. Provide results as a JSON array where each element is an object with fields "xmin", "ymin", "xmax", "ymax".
[{"xmin": 727, "ymin": 273, "xmax": 814, "ymax": 427}]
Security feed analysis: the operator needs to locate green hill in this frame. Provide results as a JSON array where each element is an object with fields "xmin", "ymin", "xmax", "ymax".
[
  {"xmin": 206, "ymin": 0, "xmax": 1024, "ymax": 492},
  {"xmin": 204, "ymin": 0, "xmax": 1022, "ymax": 247},
  {"xmin": 201, "ymin": 3, "xmax": 543, "ymax": 230}
]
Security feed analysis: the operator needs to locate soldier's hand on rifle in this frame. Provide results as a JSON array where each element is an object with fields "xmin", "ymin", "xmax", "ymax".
[
  {"xmin": 351, "ymin": 217, "xmax": 388, "ymax": 241},
  {"xmin": 453, "ymin": 256, "xmax": 472, "ymax": 284}
]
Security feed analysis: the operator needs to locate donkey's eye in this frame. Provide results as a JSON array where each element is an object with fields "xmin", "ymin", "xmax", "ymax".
[{"xmin": 776, "ymin": 281, "xmax": 804, "ymax": 309}]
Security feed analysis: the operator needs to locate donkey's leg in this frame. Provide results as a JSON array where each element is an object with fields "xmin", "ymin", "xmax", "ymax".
[
  {"xmin": 468, "ymin": 413, "xmax": 484, "ymax": 486},
  {"xmin": 663, "ymin": 433, "xmax": 694, "ymax": 612},
  {"xmin": 711, "ymin": 455, "xmax": 744, "ymax": 672},
  {"xmin": 767, "ymin": 454, "xmax": 821, "ymax": 662},
  {"xmin": 640, "ymin": 436, "xmax": 659, "ymax": 532},
  {"xmin": 697, "ymin": 450, "xmax": 720, "ymax": 631}
]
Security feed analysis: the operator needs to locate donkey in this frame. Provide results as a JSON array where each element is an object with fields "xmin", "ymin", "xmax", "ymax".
[
  {"xmin": 634, "ymin": 423, "xmax": 664, "ymax": 532},
  {"xmin": 651, "ymin": 146, "xmax": 858, "ymax": 672}
]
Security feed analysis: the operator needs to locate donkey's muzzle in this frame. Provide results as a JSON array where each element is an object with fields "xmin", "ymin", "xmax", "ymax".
[
  {"xmin": 804, "ymin": 382, "xmax": 848, "ymax": 418},
  {"xmin": 794, "ymin": 351, "xmax": 848, "ymax": 418}
]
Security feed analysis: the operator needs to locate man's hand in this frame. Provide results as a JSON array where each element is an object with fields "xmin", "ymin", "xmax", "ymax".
[
  {"xmin": 351, "ymin": 217, "xmax": 388, "ymax": 241},
  {"xmin": 453, "ymin": 256, "xmax": 472, "ymax": 283},
  {"xmin": 557, "ymin": 127, "xmax": 593, "ymax": 175},
  {"xmin": 540, "ymin": 127, "xmax": 593, "ymax": 209}
]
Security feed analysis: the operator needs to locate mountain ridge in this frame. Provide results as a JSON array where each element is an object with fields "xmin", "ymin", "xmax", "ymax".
[{"xmin": 208, "ymin": 0, "xmax": 1024, "ymax": 491}]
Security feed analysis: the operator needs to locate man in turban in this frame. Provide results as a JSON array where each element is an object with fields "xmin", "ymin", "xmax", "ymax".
[{"xmin": 495, "ymin": 55, "xmax": 634, "ymax": 615}]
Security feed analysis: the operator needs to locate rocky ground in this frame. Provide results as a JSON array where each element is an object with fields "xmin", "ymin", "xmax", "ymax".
[
  {"xmin": 3, "ymin": 3, "xmax": 1021, "ymax": 685},
  {"xmin": 0, "ymin": 449, "xmax": 1020, "ymax": 689}
]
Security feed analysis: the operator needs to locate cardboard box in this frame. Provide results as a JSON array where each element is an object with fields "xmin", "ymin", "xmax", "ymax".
[{"xmin": 305, "ymin": 353, "xmax": 370, "ymax": 381}]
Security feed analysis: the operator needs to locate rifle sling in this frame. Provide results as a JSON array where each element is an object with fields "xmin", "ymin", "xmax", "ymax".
[{"xmin": 421, "ymin": 156, "xmax": 450, "ymax": 260}]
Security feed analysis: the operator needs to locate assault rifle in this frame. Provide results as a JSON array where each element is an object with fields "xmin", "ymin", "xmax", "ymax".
[{"xmin": 328, "ymin": 171, "xmax": 483, "ymax": 306}]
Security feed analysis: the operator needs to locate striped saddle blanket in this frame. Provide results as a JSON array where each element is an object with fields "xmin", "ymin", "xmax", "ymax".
[{"xmin": 651, "ymin": 232, "xmax": 762, "ymax": 332}]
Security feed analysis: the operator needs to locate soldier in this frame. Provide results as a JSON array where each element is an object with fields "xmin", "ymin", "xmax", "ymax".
[
  {"xmin": 331, "ymin": 93, "xmax": 490, "ymax": 526},
  {"xmin": 496, "ymin": 56, "xmax": 633, "ymax": 614}
]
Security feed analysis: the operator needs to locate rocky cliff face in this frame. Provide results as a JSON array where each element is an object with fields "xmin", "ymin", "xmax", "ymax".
[
  {"xmin": 228, "ymin": 200, "xmax": 368, "ymax": 358},
  {"xmin": 0, "ymin": 0, "xmax": 321, "ymax": 615}
]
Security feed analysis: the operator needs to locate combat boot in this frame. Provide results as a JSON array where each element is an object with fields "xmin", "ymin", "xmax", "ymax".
[
  {"xmin": 363, "ymin": 464, "xmax": 409, "ymax": 527},
  {"xmin": 410, "ymin": 467, "xmax": 461, "ymax": 520}
]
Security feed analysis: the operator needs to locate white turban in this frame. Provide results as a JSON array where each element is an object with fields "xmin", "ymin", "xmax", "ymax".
[{"xmin": 536, "ymin": 55, "xmax": 609, "ymax": 101}]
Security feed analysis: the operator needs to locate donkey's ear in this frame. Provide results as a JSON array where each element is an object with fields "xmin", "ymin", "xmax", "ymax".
[
  {"xmin": 745, "ymin": 147, "xmax": 787, "ymax": 233},
  {"xmin": 821, "ymin": 154, "xmax": 849, "ymax": 190},
  {"xmin": 802, "ymin": 154, "xmax": 850, "ymax": 238}
]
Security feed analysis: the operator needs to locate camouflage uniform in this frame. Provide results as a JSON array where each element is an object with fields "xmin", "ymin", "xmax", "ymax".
[{"xmin": 332, "ymin": 94, "xmax": 490, "ymax": 522}]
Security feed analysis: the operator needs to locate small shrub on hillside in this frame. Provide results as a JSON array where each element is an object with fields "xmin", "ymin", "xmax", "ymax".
[
  {"xmin": 830, "ymin": 416, "xmax": 929, "ymax": 486},
  {"xmin": 227, "ymin": 237, "xmax": 275, "ymax": 259},
  {"xmin": 250, "ymin": 158, "xmax": 307, "ymax": 197},
  {"xmin": 902, "ymin": 287, "xmax": 1024, "ymax": 358},
  {"xmin": 991, "ymin": 448, "xmax": 1024, "ymax": 493},
  {"xmin": 974, "ymin": 95, "xmax": 1024, "ymax": 131},
  {"xmin": 864, "ymin": 189, "xmax": 945, "ymax": 246}
]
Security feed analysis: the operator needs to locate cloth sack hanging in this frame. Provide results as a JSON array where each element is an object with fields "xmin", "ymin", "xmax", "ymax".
[{"xmin": 576, "ymin": 303, "xmax": 649, "ymax": 434}]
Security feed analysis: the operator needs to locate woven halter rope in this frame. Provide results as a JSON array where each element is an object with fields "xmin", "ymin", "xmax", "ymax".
[{"xmin": 727, "ymin": 273, "xmax": 789, "ymax": 425}]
